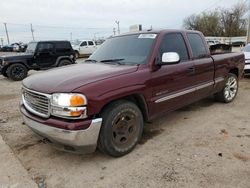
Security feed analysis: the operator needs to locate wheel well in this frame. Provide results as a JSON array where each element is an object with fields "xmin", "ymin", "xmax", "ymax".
[
  {"xmin": 229, "ymin": 68, "xmax": 239, "ymax": 77},
  {"xmin": 4, "ymin": 62, "xmax": 28, "ymax": 72},
  {"xmin": 98, "ymin": 94, "xmax": 149, "ymax": 122}
]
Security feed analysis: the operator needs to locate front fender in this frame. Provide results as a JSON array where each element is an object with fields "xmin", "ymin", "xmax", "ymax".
[{"xmin": 85, "ymin": 84, "xmax": 148, "ymax": 117}]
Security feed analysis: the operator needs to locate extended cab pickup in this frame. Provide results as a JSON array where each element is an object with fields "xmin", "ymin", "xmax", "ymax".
[
  {"xmin": 20, "ymin": 30, "xmax": 245, "ymax": 157},
  {"xmin": 72, "ymin": 40, "xmax": 98, "ymax": 58}
]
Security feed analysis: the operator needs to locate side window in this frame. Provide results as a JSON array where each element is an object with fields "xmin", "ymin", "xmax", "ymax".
[
  {"xmin": 187, "ymin": 33, "xmax": 208, "ymax": 59},
  {"xmin": 37, "ymin": 43, "xmax": 54, "ymax": 53},
  {"xmin": 159, "ymin": 33, "xmax": 189, "ymax": 61},
  {"xmin": 88, "ymin": 41, "xmax": 94, "ymax": 46},
  {"xmin": 55, "ymin": 42, "xmax": 71, "ymax": 53},
  {"xmin": 80, "ymin": 41, "xmax": 87, "ymax": 46}
]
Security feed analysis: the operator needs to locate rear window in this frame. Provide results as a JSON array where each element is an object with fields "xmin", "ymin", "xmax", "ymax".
[{"xmin": 187, "ymin": 33, "xmax": 208, "ymax": 59}]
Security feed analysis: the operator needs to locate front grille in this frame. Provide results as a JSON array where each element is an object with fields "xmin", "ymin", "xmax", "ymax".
[{"xmin": 22, "ymin": 88, "xmax": 51, "ymax": 118}]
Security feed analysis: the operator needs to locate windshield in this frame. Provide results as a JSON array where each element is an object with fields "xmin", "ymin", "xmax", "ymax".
[
  {"xmin": 243, "ymin": 44, "xmax": 250, "ymax": 52},
  {"xmin": 25, "ymin": 42, "xmax": 37, "ymax": 53},
  {"xmin": 89, "ymin": 34, "xmax": 157, "ymax": 65}
]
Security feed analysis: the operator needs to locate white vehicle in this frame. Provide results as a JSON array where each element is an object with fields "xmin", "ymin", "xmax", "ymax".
[
  {"xmin": 206, "ymin": 40, "xmax": 221, "ymax": 46},
  {"xmin": 243, "ymin": 44, "xmax": 250, "ymax": 75},
  {"xmin": 72, "ymin": 40, "xmax": 98, "ymax": 58}
]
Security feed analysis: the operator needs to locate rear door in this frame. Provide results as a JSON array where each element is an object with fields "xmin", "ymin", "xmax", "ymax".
[
  {"xmin": 87, "ymin": 41, "xmax": 96, "ymax": 54},
  {"xmin": 150, "ymin": 32, "xmax": 196, "ymax": 117},
  {"xmin": 186, "ymin": 33, "xmax": 214, "ymax": 100}
]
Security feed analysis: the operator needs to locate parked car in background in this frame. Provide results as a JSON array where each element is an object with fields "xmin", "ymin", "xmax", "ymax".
[
  {"xmin": 243, "ymin": 44, "xmax": 250, "ymax": 75},
  {"xmin": 20, "ymin": 29, "xmax": 244, "ymax": 157},
  {"xmin": 0, "ymin": 40, "xmax": 75, "ymax": 81},
  {"xmin": 1, "ymin": 43, "xmax": 17, "ymax": 52},
  {"xmin": 206, "ymin": 40, "xmax": 221, "ymax": 46},
  {"xmin": 13, "ymin": 43, "xmax": 28, "ymax": 52},
  {"xmin": 71, "ymin": 40, "xmax": 98, "ymax": 58}
]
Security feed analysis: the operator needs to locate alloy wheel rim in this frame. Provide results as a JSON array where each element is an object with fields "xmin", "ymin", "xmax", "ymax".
[
  {"xmin": 224, "ymin": 76, "xmax": 237, "ymax": 101},
  {"xmin": 12, "ymin": 67, "xmax": 25, "ymax": 78}
]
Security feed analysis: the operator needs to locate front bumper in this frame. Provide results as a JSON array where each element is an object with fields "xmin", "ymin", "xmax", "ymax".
[{"xmin": 21, "ymin": 108, "xmax": 102, "ymax": 154}]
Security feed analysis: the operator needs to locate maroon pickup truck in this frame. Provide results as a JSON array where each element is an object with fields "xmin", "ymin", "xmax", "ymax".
[{"xmin": 20, "ymin": 29, "xmax": 244, "ymax": 157}]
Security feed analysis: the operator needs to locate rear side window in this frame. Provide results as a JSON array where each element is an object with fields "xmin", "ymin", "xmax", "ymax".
[
  {"xmin": 55, "ymin": 42, "xmax": 72, "ymax": 53},
  {"xmin": 159, "ymin": 33, "xmax": 189, "ymax": 61},
  {"xmin": 88, "ymin": 41, "xmax": 94, "ymax": 46},
  {"xmin": 187, "ymin": 33, "xmax": 208, "ymax": 59}
]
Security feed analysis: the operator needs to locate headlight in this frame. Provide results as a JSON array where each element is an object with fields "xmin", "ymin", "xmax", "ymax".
[{"xmin": 51, "ymin": 93, "xmax": 87, "ymax": 119}]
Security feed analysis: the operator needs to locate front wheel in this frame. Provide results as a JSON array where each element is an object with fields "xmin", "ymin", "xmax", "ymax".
[
  {"xmin": 75, "ymin": 51, "xmax": 80, "ymax": 59},
  {"xmin": 214, "ymin": 73, "xmax": 238, "ymax": 103},
  {"xmin": 6, "ymin": 64, "xmax": 28, "ymax": 81},
  {"xmin": 58, "ymin": 59, "xmax": 72, "ymax": 67},
  {"xmin": 98, "ymin": 100, "xmax": 143, "ymax": 157}
]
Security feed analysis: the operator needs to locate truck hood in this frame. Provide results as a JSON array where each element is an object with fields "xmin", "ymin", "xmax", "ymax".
[
  {"xmin": 23, "ymin": 63, "xmax": 138, "ymax": 93},
  {"xmin": 1, "ymin": 53, "xmax": 33, "ymax": 61}
]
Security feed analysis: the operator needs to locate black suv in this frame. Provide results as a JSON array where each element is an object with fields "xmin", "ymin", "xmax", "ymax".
[{"xmin": 0, "ymin": 41, "xmax": 75, "ymax": 81}]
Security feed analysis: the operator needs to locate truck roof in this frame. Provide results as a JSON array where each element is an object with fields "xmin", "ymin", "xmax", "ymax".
[{"xmin": 115, "ymin": 29, "xmax": 202, "ymax": 37}]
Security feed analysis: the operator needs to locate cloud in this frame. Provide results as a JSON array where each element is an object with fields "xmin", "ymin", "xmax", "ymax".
[{"xmin": 0, "ymin": 0, "xmax": 240, "ymax": 43}]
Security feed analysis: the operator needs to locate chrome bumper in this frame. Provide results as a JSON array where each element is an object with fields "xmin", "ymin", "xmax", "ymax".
[{"xmin": 22, "ymin": 114, "xmax": 102, "ymax": 154}]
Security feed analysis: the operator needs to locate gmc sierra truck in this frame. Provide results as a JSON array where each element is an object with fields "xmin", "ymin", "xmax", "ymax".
[{"xmin": 20, "ymin": 29, "xmax": 245, "ymax": 157}]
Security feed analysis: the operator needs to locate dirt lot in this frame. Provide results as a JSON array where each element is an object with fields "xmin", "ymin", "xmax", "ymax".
[{"xmin": 0, "ymin": 53, "xmax": 250, "ymax": 187}]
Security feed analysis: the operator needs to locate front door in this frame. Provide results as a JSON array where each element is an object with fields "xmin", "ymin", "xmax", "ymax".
[
  {"xmin": 150, "ymin": 32, "xmax": 196, "ymax": 118},
  {"xmin": 35, "ymin": 42, "xmax": 56, "ymax": 68},
  {"xmin": 79, "ymin": 41, "xmax": 90, "ymax": 55}
]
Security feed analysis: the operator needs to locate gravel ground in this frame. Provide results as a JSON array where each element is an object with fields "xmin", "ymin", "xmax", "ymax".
[{"xmin": 0, "ymin": 52, "xmax": 250, "ymax": 188}]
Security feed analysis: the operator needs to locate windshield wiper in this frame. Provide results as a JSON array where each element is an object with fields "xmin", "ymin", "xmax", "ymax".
[
  {"xmin": 85, "ymin": 59, "xmax": 97, "ymax": 63},
  {"xmin": 100, "ymin": 58, "xmax": 125, "ymax": 65}
]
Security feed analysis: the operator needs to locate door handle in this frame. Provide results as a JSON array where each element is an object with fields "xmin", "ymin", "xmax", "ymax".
[{"xmin": 186, "ymin": 67, "xmax": 195, "ymax": 74}]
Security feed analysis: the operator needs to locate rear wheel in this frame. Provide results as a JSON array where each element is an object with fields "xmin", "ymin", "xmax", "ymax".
[
  {"xmin": 214, "ymin": 73, "xmax": 238, "ymax": 103},
  {"xmin": 75, "ymin": 51, "xmax": 80, "ymax": 59},
  {"xmin": 98, "ymin": 100, "xmax": 143, "ymax": 157},
  {"xmin": 58, "ymin": 59, "xmax": 72, "ymax": 67},
  {"xmin": 6, "ymin": 64, "xmax": 28, "ymax": 81}
]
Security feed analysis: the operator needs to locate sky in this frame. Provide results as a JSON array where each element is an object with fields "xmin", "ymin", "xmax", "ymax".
[{"xmin": 0, "ymin": 0, "xmax": 247, "ymax": 44}]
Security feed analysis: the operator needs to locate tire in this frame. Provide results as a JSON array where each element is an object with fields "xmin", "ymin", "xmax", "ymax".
[
  {"xmin": 58, "ymin": 59, "xmax": 72, "ymax": 67},
  {"xmin": 6, "ymin": 64, "xmax": 28, "ymax": 81},
  {"xmin": 2, "ymin": 70, "xmax": 8, "ymax": 78},
  {"xmin": 98, "ymin": 100, "xmax": 144, "ymax": 157},
  {"xmin": 75, "ymin": 51, "xmax": 80, "ymax": 59},
  {"xmin": 214, "ymin": 73, "xmax": 238, "ymax": 103}
]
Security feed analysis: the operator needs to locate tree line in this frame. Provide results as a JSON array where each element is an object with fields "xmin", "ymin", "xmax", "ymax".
[{"xmin": 183, "ymin": 1, "xmax": 249, "ymax": 37}]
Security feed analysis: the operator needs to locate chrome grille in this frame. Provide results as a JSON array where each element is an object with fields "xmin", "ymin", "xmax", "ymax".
[{"xmin": 22, "ymin": 88, "xmax": 51, "ymax": 118}]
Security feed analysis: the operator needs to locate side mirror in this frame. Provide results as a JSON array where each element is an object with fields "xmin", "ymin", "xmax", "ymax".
[{"xmin": 161, "ymin": 52, "xmax": 180, "ymax": 65}]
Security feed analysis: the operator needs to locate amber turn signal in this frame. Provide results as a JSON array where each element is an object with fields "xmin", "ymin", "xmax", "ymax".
[{"xmin": 70, "ymin": 95, "xmax": 86, "ymax": 107}]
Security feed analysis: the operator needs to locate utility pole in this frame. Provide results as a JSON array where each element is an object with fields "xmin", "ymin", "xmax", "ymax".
[
  {"xmin": 4, "ymin": 23, "xmax": 10, "ymax": 44},
  {"xmin": 70, "ymin": 32, "xmax": 72, "ymax": 41},
  {"xmin": 115, "ymin": 20, "xmax": 120, "ymax": 35},
  {"xmin": 30, "ymin": 23, "xmax": 35, "ymax": 41},
  {"xmin": 113, "ymin": 28, "xmax": 116, "ymax": 36},
  {"xmin": 247, "ymin": 9, "xmax": 250, "ymax": 44},
  {"xmin": 0, "ymin": 38, "xmax": 3, "ymax": 46}
]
